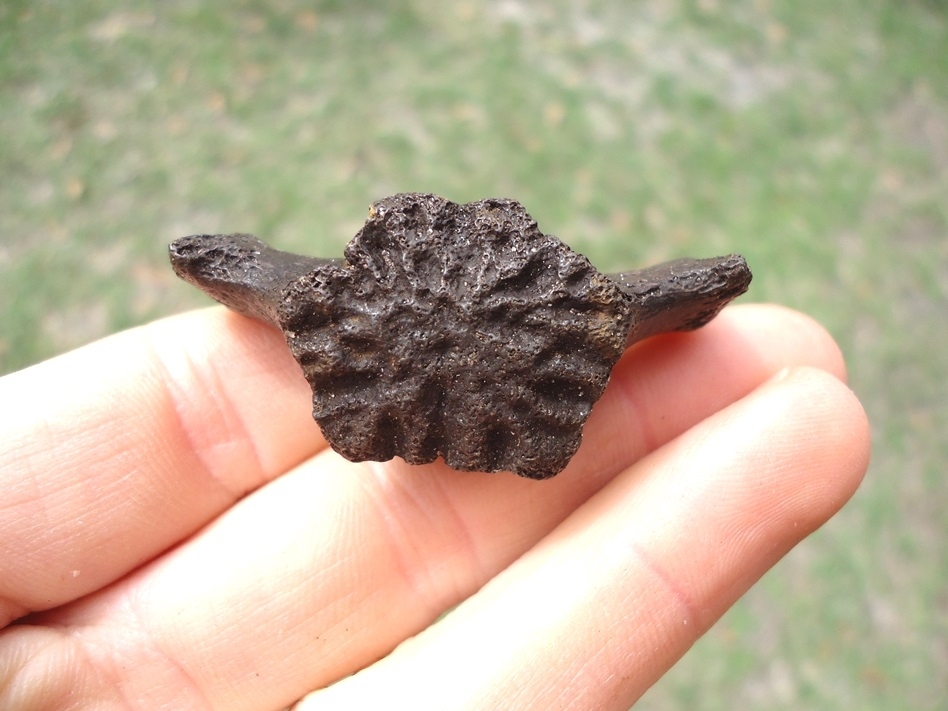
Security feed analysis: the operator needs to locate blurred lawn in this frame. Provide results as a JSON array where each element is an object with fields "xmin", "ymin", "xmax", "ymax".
[{"xmin": 1, "ymin": 0, "xmax": 946, "ymax": 708}]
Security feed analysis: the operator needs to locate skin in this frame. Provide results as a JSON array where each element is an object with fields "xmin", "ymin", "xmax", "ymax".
[{"xmin": 0, "ymin": 303, "xmax": 870, "ymax": 710}]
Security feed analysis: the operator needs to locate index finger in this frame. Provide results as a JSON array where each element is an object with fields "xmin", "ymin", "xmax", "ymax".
[{"xmin": 0, "ymin": 308, "xmax": 325, "ymax": 625}]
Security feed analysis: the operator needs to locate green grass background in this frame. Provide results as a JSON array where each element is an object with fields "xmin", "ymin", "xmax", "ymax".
[{"xmin": 2, "ymin": 1, "xmax": 946, "ymax": 707}]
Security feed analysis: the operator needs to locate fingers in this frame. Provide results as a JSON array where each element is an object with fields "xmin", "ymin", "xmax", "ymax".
[
  {"xmin": 301, "ymin": 367, "xmax": 870, "ymax": 710},
  {"xmin": 5, "ymin": 304, "xmax": 851, "ymax": 711},
  {"xmin": 579, "ymin": 302, "xmax": 847, "ymax": 476},
  {"xmin": 0, "ymin": 308, "xmax": 325, "ymax": 624}
]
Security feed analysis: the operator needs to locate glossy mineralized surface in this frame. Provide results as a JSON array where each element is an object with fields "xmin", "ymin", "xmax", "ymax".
[{"xmin": 170, "ymin": 193, "xmax": 751, "ymax": 479}]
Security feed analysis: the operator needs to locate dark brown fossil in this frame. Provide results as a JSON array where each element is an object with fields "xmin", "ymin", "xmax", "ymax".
[{"xmin": 169, "ymin": 193, "xmax": 751, "ymax": 479}]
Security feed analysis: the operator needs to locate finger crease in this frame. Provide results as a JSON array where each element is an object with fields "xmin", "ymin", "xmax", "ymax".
[
  {"xmin": 361, "ymin": 464, "xmax": 487, "ymax": 620},
  {"xmin": 143, "ymin": 333, "xmax": 265, "ymax": 501},
  {"xmin": 610, "ymin": 364, "xmax": 659, "ymax": 456},
  {"xmin": 627, "ymin": 537, "xmax": 702, "ymax": 630}
]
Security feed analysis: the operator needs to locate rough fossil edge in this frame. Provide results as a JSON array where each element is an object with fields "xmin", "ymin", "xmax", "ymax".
[
  {"xmin": 169, "ymin": 193, "xmax": 752, "ymax": 479},
  {"xmin": 278, "ymin": 194, "xmax": 634, "ymax": 479}
]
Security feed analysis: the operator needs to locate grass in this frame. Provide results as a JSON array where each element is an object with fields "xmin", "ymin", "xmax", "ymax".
[{"xmin": 2, "ymin": 0, "xmax": 947, "ymax": 708}]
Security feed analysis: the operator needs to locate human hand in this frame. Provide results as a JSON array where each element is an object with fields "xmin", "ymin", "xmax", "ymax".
[{"xmin": 0, "ymin": 304, "xmax": 869, "ymax": 710}]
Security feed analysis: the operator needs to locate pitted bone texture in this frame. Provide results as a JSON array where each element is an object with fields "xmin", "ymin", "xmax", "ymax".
[
  {"xmin": 170, "ymin": 193, "xmax": 752, "ymax": 479},
  {"xmin": 277, "ymin": 193, "xmax": 634, "ymax": 479}
]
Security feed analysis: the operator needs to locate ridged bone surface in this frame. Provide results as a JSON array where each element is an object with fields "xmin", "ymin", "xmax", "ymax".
[
  {"xmin": 278, "ymin": 194, "xmax": 635, "ymax": 479},
  {"xmin": 169, "ymin": 193, "xmax": 752, "ymax": 479}
]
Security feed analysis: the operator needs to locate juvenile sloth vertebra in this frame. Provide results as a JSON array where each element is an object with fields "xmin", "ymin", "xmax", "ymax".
[{"xmin": 170, "ymin": 193, "xmax": 751, "ymax": 479}]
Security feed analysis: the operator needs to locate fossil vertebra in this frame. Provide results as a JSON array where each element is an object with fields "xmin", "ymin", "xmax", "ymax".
[{"xmin": 170, "ymin": 193, "xmax": 751, "ymax": 479}]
